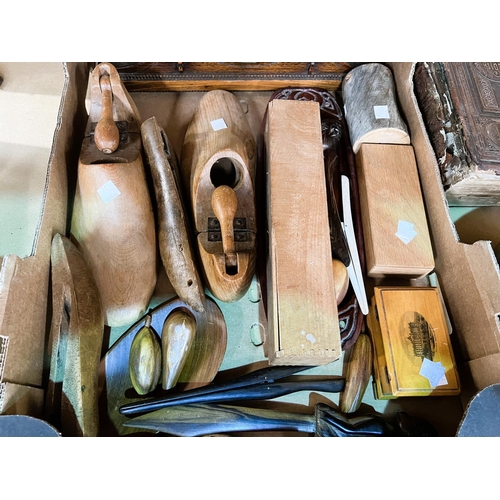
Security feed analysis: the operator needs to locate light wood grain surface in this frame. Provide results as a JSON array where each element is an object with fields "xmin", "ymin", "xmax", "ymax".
[
  {"xmin": 265, "ymin": 99, "xmax": 340, "ymax": 365},
  {"xmin": 181, "ymin": 90, "xmax": 257, "ymax": 302},
  {"xmin": 356, "ymin": 143, "xmax": 435, "ymax": 278},
  {"xmin": 71, "ymin": 63, "xmax": 157, "ymax": 327}
]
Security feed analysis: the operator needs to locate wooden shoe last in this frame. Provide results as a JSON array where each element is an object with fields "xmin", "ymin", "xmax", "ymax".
[{"xmin": 181, "ymin": 90, "xmax": 257, "ymax": 302}]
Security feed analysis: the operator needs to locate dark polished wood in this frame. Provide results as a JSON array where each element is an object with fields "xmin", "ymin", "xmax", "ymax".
[
  {"xmin": 123, "ymin": 402, "xmax": 394, "ymax": 437},
  {"xmin": 110, "ymin": 62, "xmax": 361, "ymax": 91}
]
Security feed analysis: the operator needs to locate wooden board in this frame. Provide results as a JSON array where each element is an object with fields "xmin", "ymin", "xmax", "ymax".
[
  {"xmin": 111, "ymin": 62, "xmax": 358, "ymax": 92},
  {"xmin": 44, "ymin": 234, "xmax": 104, "ymax": 437},
  {"xmin": 356, "ymin": 143, "xmax": 435, "ymax": 278},
  {"xmin": 264, "ymin": 87, "xmax": 367, "ymax": 351},
  {"xmin": 265, "ymin": 99, "xmax": 341, "ymax": 365},
  {"xmin": 367, "ymin": 287, "xmax": 460, "ymax": 398}
]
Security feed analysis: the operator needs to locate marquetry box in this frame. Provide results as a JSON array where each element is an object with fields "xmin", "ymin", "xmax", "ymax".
[{"xmin": 367, "ymin": 286, "xmax": 460, "ymax": 399}]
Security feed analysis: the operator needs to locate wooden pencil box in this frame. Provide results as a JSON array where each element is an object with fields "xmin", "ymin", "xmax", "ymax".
[
  {"xmin": 264, "ymin": 99, "xmax": 341, "ymax": 365},
  {"xmin": 356, "ymin": 143, "xmax": 435, "ymax": 278},
  {"xmin": 367, "ymin": 286, "xmax": 460, "ymax": 399}
]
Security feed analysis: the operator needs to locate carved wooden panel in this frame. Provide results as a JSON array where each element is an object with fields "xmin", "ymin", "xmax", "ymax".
[
  {"xmin": 444, "ymin": 62, "xmax": 500, "ymax": 173},
  {"xmin": 414, "ymin": 62, "xmax": 500, "ymax": 205}
]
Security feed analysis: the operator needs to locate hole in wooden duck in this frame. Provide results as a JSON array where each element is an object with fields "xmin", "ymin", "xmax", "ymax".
[{"xmin": 210, "ymin": 157, "xmax": 239, "ymax": 188}]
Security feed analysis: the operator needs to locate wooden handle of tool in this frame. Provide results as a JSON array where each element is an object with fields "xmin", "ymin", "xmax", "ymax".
[
  {"xmin": 94, "ymin": 74, "xmax": 120, "ymax": 154},
  {"xmin": 123, "ymin": 401, "xmax": 393, "ymax": 437},
  {"xmin": 339, "ymin": 333, "xmax": 373, "ymax": 413},
  {"xmin": 332, "ymin": 259, "xmax": 349, "ymax": 305},
  {"xmin": 211, "ymin": 185, "xmax": 238, "ymax": 268}
]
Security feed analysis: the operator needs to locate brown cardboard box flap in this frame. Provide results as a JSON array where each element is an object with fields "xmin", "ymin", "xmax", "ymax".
[
  {"xmin": 0, "ymin": 63, "xmax": 91, "ymax": 398},
  {"xmin": 391, "ymin": 63, "xmax": 500, "ymax": 392}
]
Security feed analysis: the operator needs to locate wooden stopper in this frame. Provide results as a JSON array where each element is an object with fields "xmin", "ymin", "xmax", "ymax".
[
  {"xmin": 211, "ymin": 185, "xmax": 238, "ymax": 271},
  {"xmin": 94, "ymin": 74, "xmax": 120, "ymax": 154},
  {"xmin": 342, "ymin": 63, "xmax": 410, "ymax": 154},
  {"xmin": 162, "ymin": 309, "xmax": 197, "ymax": 390}
]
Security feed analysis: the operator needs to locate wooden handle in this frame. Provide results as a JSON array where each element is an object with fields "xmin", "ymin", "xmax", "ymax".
[
  {"xmin": 123, "ymin": 402, "xmax": 393, "ymax": 437},
  {"xmin": 94, "ymin": 74, "xmax": 120, "ymax": 154},
  {"xmin": 332, "ymin": 258, "xmax": 349, "ymax": 305},
  {"xmin": 211, "ymin": 185, "xmax": 238, "ymax": 270},
  {"xmin": 339, "ymin": 333, "xmax": 373, "ymax": 413}
]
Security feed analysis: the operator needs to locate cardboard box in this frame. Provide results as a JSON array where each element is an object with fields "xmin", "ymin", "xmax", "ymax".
[
  {"xmin": 391, "ymin": 63, "xmax": 500, "ymax": 406},
  {"xmin": 0, "ymin": 62, "xmax": 92, "ymax": 415},
  {"xmin": 1, "ymin": 62, "xmax": 499, "ymax": 436}
]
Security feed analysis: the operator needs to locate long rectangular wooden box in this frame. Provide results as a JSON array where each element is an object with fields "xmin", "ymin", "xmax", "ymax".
[
  {"xmin": 367, "ymin": 286, "xmax": 460, "ymax": 399},
  {"xmin": 356, "ymin": 143, "xmax": 435, "ymax": 278},
  {"xmin": 264, "ymin": 99, "xmax": 341, "ymax": 365}
]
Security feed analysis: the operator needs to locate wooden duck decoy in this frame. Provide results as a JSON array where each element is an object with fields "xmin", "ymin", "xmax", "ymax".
[
  {"xmin": 181, "ymin": 90, "xmax": 257, "ymax": 303},
  {"xmin": 71, "ymin": 62, "xmax": 157, "ymax": 328},
  {"xmin": 258, "ymin": 88, "xmax": 367, "ymax": 350}
]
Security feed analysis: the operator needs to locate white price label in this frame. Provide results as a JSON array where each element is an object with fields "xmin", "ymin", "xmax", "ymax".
[
  {"xmin": 374, "ymin": 105, "xmax": 390, "ymax": 119},
  {"xmin": 395, "ymin": 220, "xmax": 418, "ymax": 245},
  {"xmin": 97, "ymin": 180, "xmax": 121, "ymax": 204},
  {"xmin": 420, "ymin": 358, "xmax": 448, "ymax": 387},
  {"xmin": 210, "ymin": 118, "xmax": 227, "ymax": 131}
]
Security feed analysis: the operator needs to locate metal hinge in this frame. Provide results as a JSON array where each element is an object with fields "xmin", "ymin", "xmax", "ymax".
[{"xmin": 207, "ymin": 217, "xmax": 249, "ymax": 242}]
